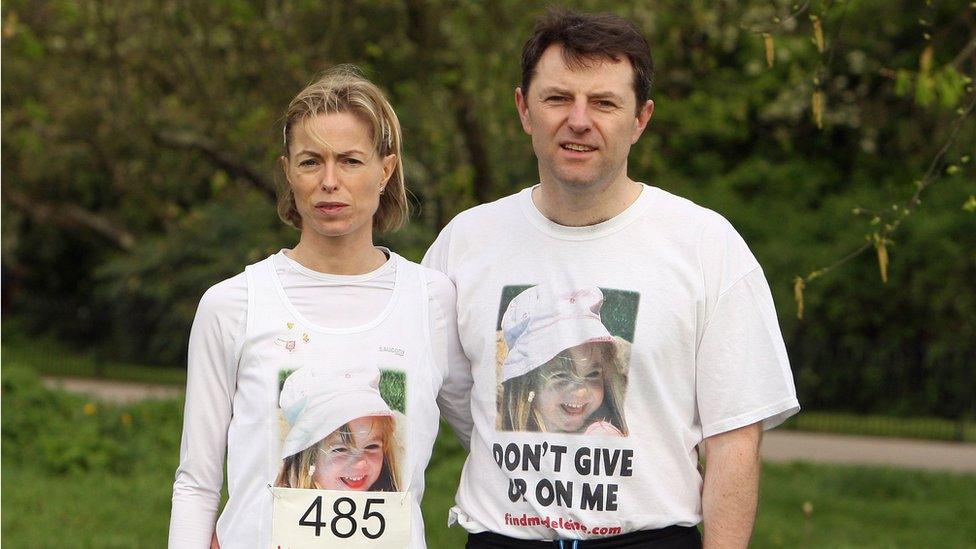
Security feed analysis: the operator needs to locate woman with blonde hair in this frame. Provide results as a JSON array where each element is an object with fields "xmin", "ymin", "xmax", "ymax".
[{"xmin": 169, "ymin": 65, "xmax": 472, "ymax": 549}]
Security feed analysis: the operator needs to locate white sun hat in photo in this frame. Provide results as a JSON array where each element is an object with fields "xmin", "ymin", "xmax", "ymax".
[
  {"xmin": 501, "ymin": 285, "xmax": 614, "ymax": 382},
  {"xmin": 279, "ymin": 364, "xmax": 393, "ymax": 460}
]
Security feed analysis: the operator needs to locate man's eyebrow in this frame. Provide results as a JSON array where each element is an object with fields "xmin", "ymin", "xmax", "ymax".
[
  {"xmin": 536, "ymin": 87, "xmax": 624, "ymax": 102},
  {"xmin": 537, "ymin": 86, "xmax": 572, "ymax": 96},
  {"xmin": 589, "ymin": 91, "xmax": 624, "ymax": 102}
]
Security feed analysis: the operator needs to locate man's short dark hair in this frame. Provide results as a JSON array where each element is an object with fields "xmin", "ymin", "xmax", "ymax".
[{"xmin": 521, "ymin": 9, "xmax": 654, "ymax": 114}]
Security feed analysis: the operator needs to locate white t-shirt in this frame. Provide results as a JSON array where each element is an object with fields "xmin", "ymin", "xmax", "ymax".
[
  {"xmin": 422, "ymin": 185, "xmax": 799, "ymax": 540},
  {"xmin": 169, "ymin": 250, "xmax": 473, "ymax": 548}
]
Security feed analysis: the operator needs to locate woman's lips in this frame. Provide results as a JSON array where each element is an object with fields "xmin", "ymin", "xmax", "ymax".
[{"xmin": 315, "ymin": 202, "xmax": 348, "ymax": 215}]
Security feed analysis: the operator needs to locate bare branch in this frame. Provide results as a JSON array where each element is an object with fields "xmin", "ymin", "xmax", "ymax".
[
  {"xmin": 153, "ymin": 130, "xmax": 277, "ymax": 201},
  {"xmin": 3, "ymin": 188, "xmax": 136, "ymax": 251}
]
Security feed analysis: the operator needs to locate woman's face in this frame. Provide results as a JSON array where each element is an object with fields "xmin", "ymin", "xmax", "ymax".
[
  {"xmin": 284, "ymin": 112, "xmax": 395, "ymax": 244},
  {"xmin": 535, "ymin": 342, "xmax": 607, "ymax": 433},
  {"xmin": 312, "ymin": 416, "xmax": 386, "ymax": 491}
]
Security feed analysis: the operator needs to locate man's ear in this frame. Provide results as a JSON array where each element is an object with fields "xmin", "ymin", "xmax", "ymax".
[
  {"xmin": 631, "ymin": 99, "xmax": 655, "ymax": 144},
  {"xmin": 515, "ymin": 87, "xmax": 533, "ymax": 135}
]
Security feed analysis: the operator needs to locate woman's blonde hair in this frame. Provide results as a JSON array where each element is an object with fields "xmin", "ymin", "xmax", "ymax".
[
  {"xmin": 498, "ymin": 338, "xmax": 630, "ymax": 434},
  {"xmin": 278, "ymin": 65, "xmax": 407, "ymax": 234},
  {"xmin": 275, "ymin": 415, "xmax": 402, "ymax": 491}
]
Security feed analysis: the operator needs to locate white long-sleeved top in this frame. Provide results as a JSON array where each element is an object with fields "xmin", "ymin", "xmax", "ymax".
[{"xmin": 169, "ymin": 249, "xmax": 474, "ymax": 548}]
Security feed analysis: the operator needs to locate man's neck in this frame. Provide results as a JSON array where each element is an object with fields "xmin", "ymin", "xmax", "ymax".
[{"xmin": 532, "ymin": 176, "xmax": 642, "ymax": 227}]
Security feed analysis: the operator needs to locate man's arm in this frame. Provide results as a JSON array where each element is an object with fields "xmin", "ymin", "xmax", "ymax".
[{"xmin": 700, "ymin": 421, "xmax": 763, "ymax": 549}]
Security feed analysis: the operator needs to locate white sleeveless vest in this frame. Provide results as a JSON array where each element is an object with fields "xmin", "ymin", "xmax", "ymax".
[{"xmin": 215, "ymin": 253, "xmax": 442, "ymax": 548}]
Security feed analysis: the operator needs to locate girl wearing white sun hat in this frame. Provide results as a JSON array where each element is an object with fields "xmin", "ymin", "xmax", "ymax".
[
  {"xmin": 497, "ymin": 285, "xmax": 630, "ymax": 435},
  {"xmin": 274, "ymin": 365, "xmax": 401, "ymax": 492}
]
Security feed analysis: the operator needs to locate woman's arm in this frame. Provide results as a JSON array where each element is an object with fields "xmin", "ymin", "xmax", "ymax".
[{"xmin": 168, "ymin": 275, "xmax": 247, "ymax": 548}]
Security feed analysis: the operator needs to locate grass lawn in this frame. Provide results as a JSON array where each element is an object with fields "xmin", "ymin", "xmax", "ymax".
[
  {"xmin": 4, "ymin": 416, "xmax": 975, "ymax": 547},
  {"xmin": 4, "ymin": 340, "xmax": 975, "ymax": 547},
  {"xmin": 782, "ymin": 411, "xmax": 976, "ymax": 443}
]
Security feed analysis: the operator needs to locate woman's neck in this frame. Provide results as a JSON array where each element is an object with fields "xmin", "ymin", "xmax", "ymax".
[{"xmin": 288, "ymin": 231, "xmax": 387, "ymax": 275}]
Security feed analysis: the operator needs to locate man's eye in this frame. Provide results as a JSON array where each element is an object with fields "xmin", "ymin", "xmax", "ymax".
[
  {"xmin": 596, "ymin": 100, "xmax": 616, "ymax": 109},
  {"xmin": 545, "ymin": 96, "xmax": 569, "ymax": 103},
  {"xmin": 298, "ymin": 159, "xmax": 318, "ymax": 167}
]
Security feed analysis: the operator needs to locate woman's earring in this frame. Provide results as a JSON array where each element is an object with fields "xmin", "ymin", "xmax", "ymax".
[
  {"xmin": 527, "ymin": 391, "xmax": 535, "ymax": 404},
  {"xmin": 379, "ymin": 187, "xmax": 386, "ymax": 195}
]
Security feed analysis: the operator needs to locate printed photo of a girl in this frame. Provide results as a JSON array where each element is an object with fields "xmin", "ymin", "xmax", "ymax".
[
  {"xmin": 497, "ymin": 285, "xmax": 631, "ymax": 435},
  {"xmin": 274, "ymin": 365, "xmax": 402, "ymax": 491}
]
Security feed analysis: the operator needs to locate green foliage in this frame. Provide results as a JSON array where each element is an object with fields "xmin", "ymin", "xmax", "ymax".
[{"xmin": 2, "ymin": 0, "xmax": 975, "ymax": 418}]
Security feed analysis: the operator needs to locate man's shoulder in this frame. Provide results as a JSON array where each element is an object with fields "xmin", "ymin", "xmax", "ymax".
[
  {"xmin": 441, "ymin": 188, "xmax": 528, "ymax": 236},
  {"xmin": 454, "ymin": 189, "xmax": 525, "ymax": 221},
  {"xmin": 640, "ymin": 185, "xmax": 732, "ymax": 235}
]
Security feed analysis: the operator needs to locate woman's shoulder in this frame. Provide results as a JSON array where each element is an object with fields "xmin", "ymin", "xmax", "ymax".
[{"xmin": 197, "ymin": 271, "xmax": 248, "ymax": 317}]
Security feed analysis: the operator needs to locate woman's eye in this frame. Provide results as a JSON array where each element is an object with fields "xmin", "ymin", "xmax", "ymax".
[
  {"xmin": 343, "ymin": 158, "xmax": 363, "ymax": 166},
  {"xmin": 365, "ymin": 443, "xmax": 382, "ymax": 451},
  {"xmin": 586, "ymin": 371, "xmax": 604, "ymax": 380},
  {"xmin": 330, "ymin": 446, "xmax": 349, "ymax": 454}
]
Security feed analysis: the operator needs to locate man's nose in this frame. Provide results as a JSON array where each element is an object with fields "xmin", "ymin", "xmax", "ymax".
[{"xmin": 567, "ymin": 99, "xmax": 592, "ymax": 133}]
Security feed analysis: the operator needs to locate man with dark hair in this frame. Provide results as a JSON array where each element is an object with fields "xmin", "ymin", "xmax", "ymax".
[{"xmin": 425, "ymin": 9, "xmax": 798, "ymax": 548}]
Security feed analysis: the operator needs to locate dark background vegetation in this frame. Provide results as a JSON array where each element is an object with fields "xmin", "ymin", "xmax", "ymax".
[{"xmin": 3, "ymin": 0, "xmax": 974, "ymax": 421}]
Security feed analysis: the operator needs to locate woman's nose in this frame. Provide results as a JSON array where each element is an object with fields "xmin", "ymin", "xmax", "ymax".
[{"xmin": 320, "ymin": 162, "xmax": 340, "ymax": 191}]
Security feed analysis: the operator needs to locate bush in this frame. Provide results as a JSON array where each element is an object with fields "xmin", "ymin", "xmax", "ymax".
[{"xmin": 1, "ymin": 368, "xmax": 183, "ymax": 475}]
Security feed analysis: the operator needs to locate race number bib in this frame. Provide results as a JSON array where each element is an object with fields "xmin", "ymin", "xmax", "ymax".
[{"xmin": 271, "ymin": 487, "xmax": 411, "ymax": 548}]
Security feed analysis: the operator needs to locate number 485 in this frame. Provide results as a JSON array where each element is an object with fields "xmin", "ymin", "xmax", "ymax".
[{"xmin": 299, "ymin": 496, "xmax": 386, "ymax": 540}]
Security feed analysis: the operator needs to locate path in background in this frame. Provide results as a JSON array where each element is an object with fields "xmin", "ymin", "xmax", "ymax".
[
  {"xmin": 43, "ymin": 376, "xmax": 976, "ymax": 473},
  {"xmin": 762, "ymin": 430, "xmax": 976, "ymax": 473},
  {"xmin": 42, "ymin": 376, "xmax": 183, "ymax": 404}
]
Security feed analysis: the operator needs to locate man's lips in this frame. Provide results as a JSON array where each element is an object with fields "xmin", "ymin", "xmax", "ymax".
[{"xmin": 560, "ymin": 142, "xmax": 597, "ymax": 153}]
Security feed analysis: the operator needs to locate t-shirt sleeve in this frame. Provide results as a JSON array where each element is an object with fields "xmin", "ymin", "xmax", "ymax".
[
  {"xmin": 695, "ymin": 216, "xmax": 799, "ymax": 439},
  {"xmin": 168, "ymin": 274, "xmax": 246, "ymax": 548},
  {"xmin": 422, "ymin": 219, "xmax": 455, "ymax": 275},
  {"xmin": 424, "ymin": 258, "xmax": 475, "ymax": 450}
]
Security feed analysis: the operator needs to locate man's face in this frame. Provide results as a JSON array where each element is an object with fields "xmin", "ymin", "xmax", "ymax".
[{"xmin": 516, "ymin": 45, "xmax": 653, "ymax": 193}]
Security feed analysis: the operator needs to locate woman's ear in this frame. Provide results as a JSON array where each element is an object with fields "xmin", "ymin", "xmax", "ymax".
[
  {"xmin": 380, "ymin": 154, "xmax": 397, "ymax": 187},
  {"xmin": 278, "ymin": 156, "xmax": 291, "ymax": 184}
]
